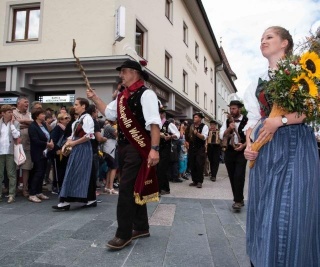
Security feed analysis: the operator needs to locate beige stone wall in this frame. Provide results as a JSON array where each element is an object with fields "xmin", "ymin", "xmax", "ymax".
[{"xmin": 0, "ymin": 0, "xmax": 220, "ymax": 117}]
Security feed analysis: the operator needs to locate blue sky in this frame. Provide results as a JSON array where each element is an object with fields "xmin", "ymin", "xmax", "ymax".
[{"xmin": 202, "ymin": 0, "xmax": 320, "ymax": 98}]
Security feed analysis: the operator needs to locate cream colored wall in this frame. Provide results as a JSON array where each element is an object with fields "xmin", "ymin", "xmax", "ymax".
[
  {"xmin": 113, "ymin": 0, "xmax": 216, "ymax": 115},
  {"xmin": 0, "ymin": 0, "xmax": 115, "ymax": 61},
  {"xmin": 0, "ymin": 0, "xmax": 217, "ymax": 116}
]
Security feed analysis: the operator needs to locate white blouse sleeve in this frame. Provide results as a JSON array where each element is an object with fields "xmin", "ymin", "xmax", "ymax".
[
  {"xmin": 141, "ymin": 89, "xmax": 162, "ymax": 131},
  {"xmin": 82, "ymin": 114, "xmax": 95, "ymax": 139}
]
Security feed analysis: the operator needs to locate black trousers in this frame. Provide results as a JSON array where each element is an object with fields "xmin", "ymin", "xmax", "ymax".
[
  {"xmin": 207, "ymin": 144, "xmax": 221, "ymax": 178},
  {"xmin": 224, "ymin": 147, "xmax": 247, "ymax": 202},
  {"xmin": 116, "ymin": 143, "xmax": 149, "ymax": 240},
  {"xmin": 168, "ymin": 160, "xmax": 179, "ymax": 181},
  {"xmin": 29, "ymin": 157, "xmax": 47, "ymax": 195},
  {"xmin": 157, "ymin": 145, "xmax": 171, "ymax": 192},
  {"xmin": 189, "ymin": 146, "xmax": 206, "ymax": 184}
]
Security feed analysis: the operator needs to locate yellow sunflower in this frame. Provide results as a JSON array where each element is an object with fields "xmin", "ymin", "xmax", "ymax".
[
  {"xmin": 293, "ymin": 72, "xmax": 318, "ymax": 97},
  {"xmin": 299, "ymin": 51, "xmax": 320, "ymax": 78}
]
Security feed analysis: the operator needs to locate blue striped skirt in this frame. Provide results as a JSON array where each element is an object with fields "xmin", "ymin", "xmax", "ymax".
[
  {"xmin": 247, "ymin": 122, "xmax": 320, "ymax": 267},
  {"xmin": 59, "ymin": 140, "xmax": 93, "ymax": 199}
]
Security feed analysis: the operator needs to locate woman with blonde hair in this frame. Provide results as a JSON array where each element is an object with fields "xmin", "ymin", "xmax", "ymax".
[{"xmin": 244, "ymin": 26, "xmax": 319, "ymax": 267}]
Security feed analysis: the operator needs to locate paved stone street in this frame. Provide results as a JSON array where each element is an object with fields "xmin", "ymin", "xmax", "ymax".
[{"xmin": 0, "ymin": 163, "xmax": 251, "ymax": 267}]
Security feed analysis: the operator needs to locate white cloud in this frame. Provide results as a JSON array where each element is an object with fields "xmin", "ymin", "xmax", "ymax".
[{"xmin": 202, "ymin": 0, "xmax": 320, "ymax": 98}]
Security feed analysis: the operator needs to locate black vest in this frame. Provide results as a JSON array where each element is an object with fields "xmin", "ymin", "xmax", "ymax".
[
  {"xmin": 189, "ymin": 123, "xmax": 206, "ymax": 149},
  {"xmin": 226, "ymin": 116, "xmax": 248, "ymax": 144},
  {"xmin": 160, "ymin": 120, "xmax": 171, "ymax": 147},
  {"xmin": 117, "ymin": 86, "xmax": 149, "ymax": 144}
]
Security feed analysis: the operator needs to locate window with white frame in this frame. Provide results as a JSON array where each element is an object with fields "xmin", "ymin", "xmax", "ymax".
[
  {"xmin": 195, "ymin": 42, "xmax": 199, "ymax": 61},
  {"xmin": 210, "ymin": 100, "xmax": 213, "ymax": 114},
  {"xmin": 195, "ymin": 83, "xmax": 199, "ymax": 103},
  {"xmin": 11, "ymin": 5, "xmax": 41, "ymax": 41},
  {"xmin": 204, "ymin": 93, "xmax": 207, "ymax": 109},
  {"xmin": 136, "ymin": 21, "xmax": 147, "ymax": 58},
  {"xmin": 165, "ymin": 0, "xmax": 173, "ymax": 22},
  {"xmin": 165, "ymin": 51, "xmax": 172, "ymax": 80},
  {"xmin": 183, "ymin": 22, "xmax": 188, "ymax": 45},
  {"xmin": 183, "ymin": 70, "xmax": 188, "ymax": 94}
]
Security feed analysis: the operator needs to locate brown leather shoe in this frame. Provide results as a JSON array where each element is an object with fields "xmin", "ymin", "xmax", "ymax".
[
  {"xmin": 132, "ymin": 230, "xmax": 150, "ymax": 240},
  {"xmin": 189, "ymin": 182, "xmax": 197, "ymax": 186},
  {"xmin": 106, "ymin": 237, "xmax": 132, "ymax": 250},
  {"xmin": 160, "ymin": 190, "xmax": 170, "ymax": 195},
  {"xmin": 232, "ymin": 202, "xmax": 242, "ymax": 210},
  {"xmin": 196, "ymin": 183, "xmax": 202, "ymax": 188}
]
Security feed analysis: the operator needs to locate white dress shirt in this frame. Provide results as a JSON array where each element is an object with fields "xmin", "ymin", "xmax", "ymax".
[{"xmin": 167, "ymin": 122, "xmax": 180, "ymax": 140}]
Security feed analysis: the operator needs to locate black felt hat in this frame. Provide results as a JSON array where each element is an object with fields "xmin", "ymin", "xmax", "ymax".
[
  {"xmin": 116, "ymin": 60, "xmax": 149, "ymax": 80},
  {"xmin": 228, "ymin": 100, "xmax": 244, "ymax": 108},
  {"xmin": 193, "ymin": 112, "xmax": 205, "ymax": 119}
]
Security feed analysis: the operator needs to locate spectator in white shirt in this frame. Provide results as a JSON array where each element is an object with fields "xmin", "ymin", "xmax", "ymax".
[{"xmin": 0, "ymin": 105, "xmax": 20, "ymax": 203}]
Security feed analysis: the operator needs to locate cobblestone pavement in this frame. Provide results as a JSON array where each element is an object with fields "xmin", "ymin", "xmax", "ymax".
[{"xmin": 0, "ymin": 163, "xmax": 251, "ymax": 267}]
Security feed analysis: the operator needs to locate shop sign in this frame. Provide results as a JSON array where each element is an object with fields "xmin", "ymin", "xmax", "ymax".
[
  {"xmin": 0, "ymin": 97, "xmax": 18, "ymax": 104},
  {"xmin": 42, "ymin": 95, "xmax": 72, "ymax": 103}
]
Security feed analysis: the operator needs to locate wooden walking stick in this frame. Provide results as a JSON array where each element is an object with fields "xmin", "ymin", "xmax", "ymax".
[{"xmin": 72, "ymin": 39, "xmax": 93, "ymax": 92}]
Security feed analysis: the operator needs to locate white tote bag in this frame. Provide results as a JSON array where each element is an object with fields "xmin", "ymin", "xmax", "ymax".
[{"xmin": 14, "ymin": 144, "xmax": 26, "ymax": 166}]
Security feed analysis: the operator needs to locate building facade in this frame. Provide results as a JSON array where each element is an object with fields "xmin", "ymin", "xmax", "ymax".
[
  {"xmin": 0, "ymin": 0, "xmax": 237, "ymax": 121},
  {"xmin": 216, "ymin": 47, "xmax": 238, "ymax": 125}
]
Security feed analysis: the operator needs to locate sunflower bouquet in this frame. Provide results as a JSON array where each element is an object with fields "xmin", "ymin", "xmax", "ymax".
[{"xmin": 249, "ymin": 33, "xmax": 320, "ymax": 168}]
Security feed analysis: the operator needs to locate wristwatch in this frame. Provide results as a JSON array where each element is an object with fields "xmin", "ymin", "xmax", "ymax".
[
  {"xmin": 281, "ymin": 115, "xmax": 288, "ymax": 126},
  {"xmin": 151, "ymin": 145, "xmax": 160, "ymax": 151}
]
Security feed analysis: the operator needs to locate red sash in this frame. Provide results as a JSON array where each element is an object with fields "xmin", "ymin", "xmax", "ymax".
[{"xmin": 117, "ymin": 92, "xmax": 159, "ymax": 205}]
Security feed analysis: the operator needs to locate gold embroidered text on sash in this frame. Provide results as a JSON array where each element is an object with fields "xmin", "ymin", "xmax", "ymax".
[{"xmin": 119, "ymin": 95, "xmax": 146, "ymax": 147}]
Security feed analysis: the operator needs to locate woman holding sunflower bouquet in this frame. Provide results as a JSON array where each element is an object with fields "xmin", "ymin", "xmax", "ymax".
[{"xmin": 243, "ymin": 26, "xmax": 320, "ymax": 267}]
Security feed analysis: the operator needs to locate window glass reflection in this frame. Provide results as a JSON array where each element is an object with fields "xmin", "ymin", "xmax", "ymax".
[
  {"xmin": 28, "ymin": 9, "xmax": 40, "ymax": 39},
  {"xmin": 15, "ymin": 10, "xmax": 26, "ymax": 40}
]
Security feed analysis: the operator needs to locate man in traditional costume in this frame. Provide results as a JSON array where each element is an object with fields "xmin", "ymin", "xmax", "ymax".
[
  {"xmin": 185, "ymin": 112, "xmax": 209, "ymax": 188},
  {"xmin": 219, "ymin": 100, "xmax": 248, "ymax": 211},
  {"xmin": 87, "ymin": 59, "xmax": 161, "ymax": 250}
]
